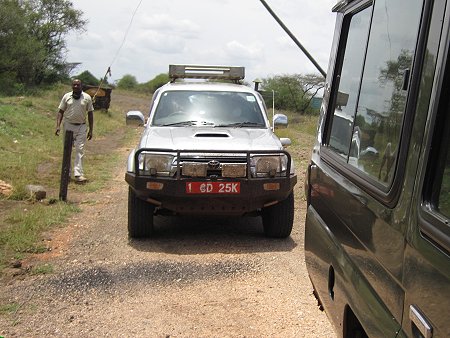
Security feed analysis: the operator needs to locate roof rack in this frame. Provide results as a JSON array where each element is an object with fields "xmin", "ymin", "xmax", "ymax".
[{"xmin": 169, "ymin": 64, "xmax": 245, "ymax": 82}]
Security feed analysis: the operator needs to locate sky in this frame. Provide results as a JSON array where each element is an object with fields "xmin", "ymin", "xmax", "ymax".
[{"xmin": 66, "ymin": 0, "xmax": 338, "ymax": 85}]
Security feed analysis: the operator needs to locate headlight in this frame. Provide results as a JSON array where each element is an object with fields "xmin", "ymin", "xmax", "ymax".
[
  {"xmin": 251, "ymin": 154, "xmax": 288, "ymax": 177},
  {"xmin": 139, "ymin": 153, "xmax": 175, "ymax": 176}
]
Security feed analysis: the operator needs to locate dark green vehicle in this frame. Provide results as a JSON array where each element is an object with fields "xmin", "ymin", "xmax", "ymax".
[{"xmin": 304, "ymin": 0, "xmax": 450, "ymax": 337}]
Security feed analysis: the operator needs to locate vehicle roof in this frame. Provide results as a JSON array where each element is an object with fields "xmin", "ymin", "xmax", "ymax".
[{"xmin": 158, "ymin": 81, "xmax": 258, "ymax": 94}]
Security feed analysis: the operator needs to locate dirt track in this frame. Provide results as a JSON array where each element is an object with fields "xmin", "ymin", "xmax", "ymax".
[{"xmin": 0, "ymin": 93, "xmax": 335, "ymax": 337}]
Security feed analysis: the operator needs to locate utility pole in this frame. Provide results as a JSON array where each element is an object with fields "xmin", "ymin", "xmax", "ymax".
[{"xmin": 59, "ymin": 130, "xmax": 73, "ymax": 201}]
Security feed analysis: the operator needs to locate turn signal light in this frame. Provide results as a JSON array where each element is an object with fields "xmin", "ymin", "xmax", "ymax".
[
  {"xmin": 147, "ymin": 182, "xmax": 164, "ymax": 190},
  {"xmin": 263, "ymin": 183, "xmax": 280, "ymax": 191}
]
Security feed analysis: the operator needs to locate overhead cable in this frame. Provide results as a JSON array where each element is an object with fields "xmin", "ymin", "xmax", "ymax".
[{"xmin": 93, "ymin": 0, "xmax": 143, "ymax": 101}]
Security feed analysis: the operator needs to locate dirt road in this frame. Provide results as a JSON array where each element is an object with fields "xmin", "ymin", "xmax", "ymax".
[{"xmin": 0, "ymin": 94, "xmax": 335, "ymax": 337}]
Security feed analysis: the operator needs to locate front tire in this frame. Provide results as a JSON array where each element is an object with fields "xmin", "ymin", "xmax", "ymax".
[
  {"xmin": 262, "ymin": 192, "xmax": 294, "ymax": 238},
  {"xmin": 128, "ymin": 187, "xmax": 154, "ymax": 238}
]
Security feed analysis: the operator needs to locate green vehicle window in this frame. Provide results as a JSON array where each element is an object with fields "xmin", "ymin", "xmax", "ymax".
[
  {"xmin": 438, "ymin": 144, "xmax": 450, "ymax": 218},
  {"xmin": 329, "ymin": 7, "xmax": 371, "ymax": 158},
  {"xmin": 349, "ymin": 0, "xmax": 423, "ymax": 186}
]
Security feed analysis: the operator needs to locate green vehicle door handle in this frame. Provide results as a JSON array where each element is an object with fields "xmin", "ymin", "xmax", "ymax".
[{"xmin": 410, "ymin": 305, "xmax": 433, "ymax": 338}]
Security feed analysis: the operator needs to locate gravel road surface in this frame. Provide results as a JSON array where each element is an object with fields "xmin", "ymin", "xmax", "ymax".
[{"xmin": 0, "ymin": 94, "xmax": 336, "ymax": 337}]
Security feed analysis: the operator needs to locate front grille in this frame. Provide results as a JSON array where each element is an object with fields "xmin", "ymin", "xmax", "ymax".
[
  {"xmin": 178, "ymin": 155, "xmax": 247, "ymax": 178},
  {"xmin": 178, "ymin": 155, "xmax": 247, "ymax": 163}
]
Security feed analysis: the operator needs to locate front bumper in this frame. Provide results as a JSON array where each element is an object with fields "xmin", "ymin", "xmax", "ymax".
[{"xmin": 125, "ymin": 148, "xmax": 297, "ymax": 215}]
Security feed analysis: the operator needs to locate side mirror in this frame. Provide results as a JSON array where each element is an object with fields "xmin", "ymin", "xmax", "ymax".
[
  {"xmin": 273, "ymin": 113, "xmax": 288, "ymax": 129},
  {"xmin": 336, "ymin": 91, "xmax": 349, "ymax": 108},
  {"xmin": 280, "ymin": 137, "xmax": 291, "ymax": 148},
  {"xmin": 126, "ymin": 110, "xmax": 145, "ymax": 126}
]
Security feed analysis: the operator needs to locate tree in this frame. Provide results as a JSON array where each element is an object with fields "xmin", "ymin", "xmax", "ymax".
[
  {"xmin": 261, "ymin": 74, "xmax": 324, "ymax": 114},
  {"xmin": 26, "ymin": 0, "xmax": 87, "ymax": 84},
  {"xmin": 378, "ymin": 49, "xmax": 413, "ymax": 144},
  {"xmin": 75, "ymin": 70, "xmax": 100, "ymax": 86},
  {"xmin": 0, "ymin": 0, "xmax": 44, "ymax": 92},
  {"xmin": 0, "ymin": 0, "xmax": 86, "ymax": 92},
  {"xmin": 117, "ymin": 74, "xmax": 138, "ymax": 90},
  {"xmin": 379, "ymin": 49, "xmax": 413, "ymax": 116},
  {"xmin": 138, "ymin": 73, "xmax": 169, "ymax": 93}
]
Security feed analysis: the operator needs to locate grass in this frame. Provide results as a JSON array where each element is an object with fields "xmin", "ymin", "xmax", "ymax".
[
  {"xmin": 0, "ymin": 302, "xmax": 19, "ymax": 315},
  {"xmin": 273, "ymin": 109, "xmax": 319, "ymax": 166},
  {"xmin": 272, "ymin": 109, "xmax": 319, "ymax": 145},
  {"xmin": 0, "ymin": 99, "xmax": 61, "ymax": 199},
  {"xmin": 0, "ymin": 84, "xmax": 137, "ymax": 272},
  {"xmin": 0, "ymin": 88, "xmax": 134, "ymax": 197},
  {"xmin": 272, "ymin": 109, "xmax": 319, "ymax": 201},
  {"xmin": 31, "ymin": 263, "xmax": 54, "ymax": 275},
  {"xmin": 0, "ymin": 202, "xmax": 80, "ymax": 267}
]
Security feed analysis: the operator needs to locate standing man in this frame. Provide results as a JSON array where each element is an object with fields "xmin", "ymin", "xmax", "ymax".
[{"xmin": 55, "ymin": 79, "xmax": 94, "ymax": 183}]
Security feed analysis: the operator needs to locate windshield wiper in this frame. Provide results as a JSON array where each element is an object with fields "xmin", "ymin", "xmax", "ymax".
[
  {"xmin": 162, "ymin": 120, "xmax": 215, "ymax": 127},
  {"xmin": 216, "ymin": 122, "xmax": 264, "ymax": 128}
]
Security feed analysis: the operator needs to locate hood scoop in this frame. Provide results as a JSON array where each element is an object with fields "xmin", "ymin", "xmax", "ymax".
[{"xmin": 194, "ymin": 132, "xmax": 229, "ymax": 138}]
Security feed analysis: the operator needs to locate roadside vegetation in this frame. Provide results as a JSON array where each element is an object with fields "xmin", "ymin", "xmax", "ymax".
[
  {"xmin": 274, "ymin": 110, "xmax": 318, "ymax": 201},
  {"xmin": 0, "ymin": 85, "xmax": 138, "ymax": 271}
]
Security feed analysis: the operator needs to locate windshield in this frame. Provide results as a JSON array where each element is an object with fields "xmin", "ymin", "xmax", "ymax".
[{"xmin": 151, "ymin": 90, "xmax": 266, "ymax": 127}]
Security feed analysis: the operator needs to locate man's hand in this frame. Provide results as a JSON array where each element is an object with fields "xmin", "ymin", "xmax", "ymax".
[
  {"xmin": 55, "ymin": 110, "xmax": 63, "ymax": 136},
  {"xmin": 87, "ymin": 129, "xmax": 92, "ymax": 140}
]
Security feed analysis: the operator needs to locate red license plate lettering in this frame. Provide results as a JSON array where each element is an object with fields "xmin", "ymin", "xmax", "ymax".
[{"xmin": 186, "ymin": 182, "xmax": 240, "ymax": 194}]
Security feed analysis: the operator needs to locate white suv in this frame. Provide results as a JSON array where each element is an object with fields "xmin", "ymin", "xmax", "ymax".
[{"xmin": 125, "ymin": 65, "xmax": 297, "ymax": 238}]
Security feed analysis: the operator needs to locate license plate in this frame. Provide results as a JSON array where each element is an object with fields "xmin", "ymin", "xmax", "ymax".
[{"xmin": 186, "ymin": 182, "xmax": 240, "ymax": 194}]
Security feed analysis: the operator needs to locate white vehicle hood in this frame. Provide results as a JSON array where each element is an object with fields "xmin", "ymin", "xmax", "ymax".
[{"xmin": 138, "ymin": 126, "xmax": 283, "ymax": 151}]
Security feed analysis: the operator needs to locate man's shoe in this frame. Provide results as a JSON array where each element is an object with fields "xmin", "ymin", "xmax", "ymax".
[{"xmin": 74, "ymin": 176, "xmax": 88, "ymax": 183}]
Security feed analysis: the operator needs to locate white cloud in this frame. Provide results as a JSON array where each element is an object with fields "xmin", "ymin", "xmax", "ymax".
[
  {"xmin": 138, "ymin": 14, "xmax": 200, "ymax": 39},
  {"xmin": 135, "ymin": 30, "xmax": 187, "ymax": 54},
  {"xmin": 66, "ymin": 0, "xmax": 338, "ymax": 83},
  {"xmin": 224, "ymin": 41, "xmax": 264, "ymax": 61},
  {"xmin": 276, "ymin": 36, "xmax": 297, "ymax": 50},
  {"xmin": 67, "ymin": 31, "xmax": 104, "ymax": 51}
]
